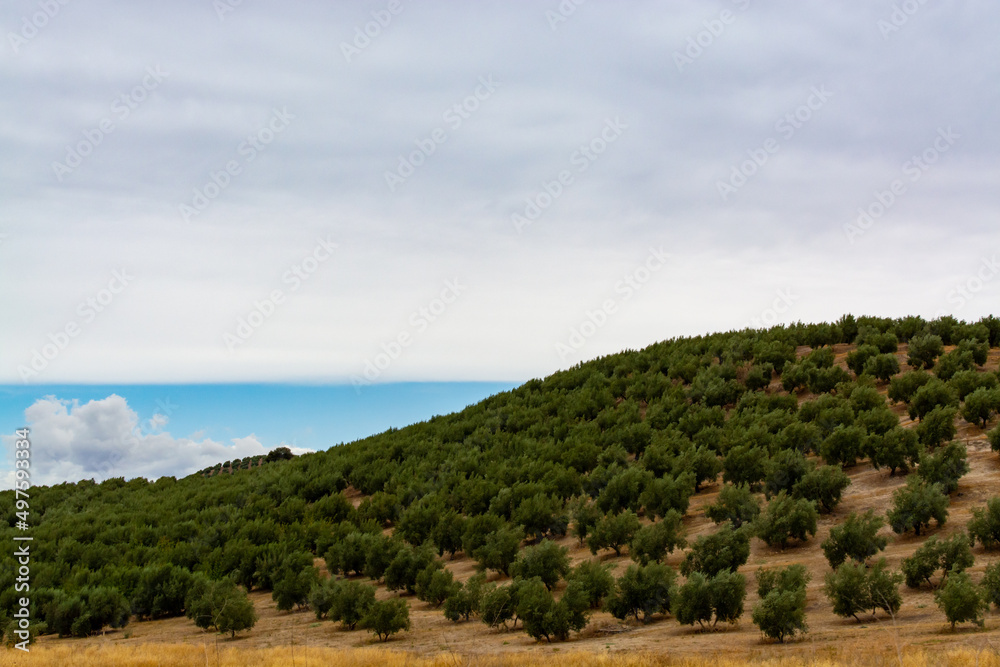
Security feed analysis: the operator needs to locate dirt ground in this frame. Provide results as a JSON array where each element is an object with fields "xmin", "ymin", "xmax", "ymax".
[{"xmin": 35, "ymin": 345, "xmax": 1000, "ymax": 661}]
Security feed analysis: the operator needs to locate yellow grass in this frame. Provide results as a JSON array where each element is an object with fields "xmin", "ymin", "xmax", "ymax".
[{"xmin": 6, "ymin": 644, "xmax": 1000, "ymax": 667}]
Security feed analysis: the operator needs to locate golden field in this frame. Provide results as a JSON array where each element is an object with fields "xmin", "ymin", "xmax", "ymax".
[{"xmin": 7, "ymin": 643, "xmax": 1000, "ymax": 667}]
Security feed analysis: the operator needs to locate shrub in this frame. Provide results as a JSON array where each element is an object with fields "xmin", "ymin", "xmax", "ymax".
[
  {"xmin": 415, "ymin": 565, "xmax": 459, "ymax": 607},
  {"xmin": 888, "ymin": 370, "xmax": 932, "ymax": 404},
  {"xmin": 916, "ymin": 406, "xmax": 958, "ymax": 449},
  {"xmin": 764, "ymin": 449, "xmax": 813, "ymax": 499},
  {"xmin": 630, "ymin": 511, "xmax": 686, "ymax": 565},
  {"xmin": 819, "ymin": 425, "xmax": 866, "ymax": 468},
  {"xmin": 516, "ymin": 577, "xmax": 590, "ymax": 642},
  {"xmin": 792, "ymin": 465, "xmax": 850, "ymax": 514},
  {"xmin": 908, "ymin": 334, "xmax": 944, "ymax": 370},
  {"xmin": 443, "ymin": 573, "xmax": 486, "ymax": 622},
  {"xmin": 597, "ymin": 467, "xmax": 652, "ymax": 515},
  {"xmin": 362, "ymin": 598, "xmax": 411, "ymax": 641},
  {"xmin": 936, "ymin": 348, "xmax": 978, "ymax": 381},
  {"xmin": 722, "ymin": 445, "xmax": 768, "ymax": 490},
  {"xmin": 385, "ymin": 544, "xmax": 439, "ymax": 593},
  {"xmin": 509, "ymin": 539, "xmax": 570, "ymax": 591},
  {"xmin": 745, "ymin": 363, "xmax": 774, "ymax": 391},
  {"xmin": 673, "ymin": 570, "xmax": 746, "ymax": 629},
  {"xmin": 824, "ymin": 559, "xmax": 902, "ymax": 622},
  {"xmin": 821, "ymin": 510, "xmax": 888, "ymax": 569},
  {"xmin": 43, "ymin": 586, "xmax": 130, "ymax": 638},
  {"xmin": 901, "ymin": 533, "xmax": 973, "ymax": 588},
  {"xmin": 705, "ymin": 483, "xmax": 760, "ymax": 528},
  {"xmin": 981, "ymin": 562, "xmax": 1000, "ymax": 609},
  {"xmin": 863, "ymin": 354, "xmax": 901, "ymax": 383},
  {"xmin": 917, "ymin": 441, "xmax": 968, "ymax": 494},
  {"xmin": 603, "ymin": 562, "xmax": 675, "ymax": 623},
  {"xmin": 855, "ymin": 406, "xmax": 899, "ymax": 436},
  {"xmin": 908, "ymin": 379, "xmax": 958, "ymax": 421},
  {"xmin": 847, "ymin": 345, "xmax": 880, "ymax": 377},
  {"xmin": 951, "ymin": 369, "xmax": 999, "ymax": 400},
  {"xmin": 363, "ymin": 535, "xmax": 403, "ymax": 582},
  {"xmin": 824, "ymin": 561, "xmax": 870, "ymax": 621},
  {"xmin": 675, "ymin": 445, "xmax": 723, "ymax": 491},
  {"xmin": 567, "ymin": 560, "xmax": 615, "ymax": 609},
  {"xmin": 272, "ymin": 565, "xmax": 320, "ymax": 612},
  {"xmin": 571, "ymin": 500, "xmax": 602, "ymax": 545},
  {"xmin": 639, "ymin": 472, "xmax": 695, "ymax": 519},
  {"xmin": 328, "ymin": 580, "xmax": 376, "ymax": 630},
  {"xmin": 185, "ymin": 577, "xmax": 257, "ymax": 638},
  {"xmin": 431, "ymin": 511, "xmax": 467, "ymax": 558},
  {"xmin": 756, "ymin": 564, "xmax": 809, "ymax": 599},
  {"xmin": 308, "ymin": 579, "xmax": 338, "ymax": 620},
  {"xmin": 479, "ymin": 583, "xmax": 517, "ymax": 630},
  {"xmin": 866, "ymin": 427, "xmax": 920, "ymax": 475},
  {"xmin": 935, "ymin": 571, "xmax": 986, "ymax": 631},
  {"xmin": 471, "ymin": 524, "xmax": 524, "ymax": 576},
  {"xmin": 588, "ymin": 510, "xmax": 641, "ymax": 556},
  {"xmin": 131, "ymin": 564, "xmax": 192, "ymax": 620},
  {"xmin": 887, "ymin": 476, "xmax": 948, "ymax": 536},
  {"xmin": 754, "ymin": 492, "xmax": 818, "ymax": 548},
  {"xmin": 962, "ymin": 387, "xmax": 1000, "ymax": 428},
  {"xmin": 807, "ymin": 365, "xmax": 849, "ymax": 394},
  {"xmin": 680, "ymin": 523, "xmax": 751, "ymax": 577},
  {"xmin": 867, "ymin": 559, "xmax": 904, "ymax": 617},
  {"xmin": 751, "ymin": 589, "xmax": 807, "ymax": 643},
  {"xmin": 968, "ymin": 497, "xmax": 1000, "ymax": 550}
]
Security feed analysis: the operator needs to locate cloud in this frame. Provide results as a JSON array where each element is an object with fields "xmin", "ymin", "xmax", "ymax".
[
  {"xmin": 1, "ymin": 1, "xmax": 998, "ymax": 385},
  {"xmin": 0, "ymin": 394, "xmax": 288, "ymax": 487}
]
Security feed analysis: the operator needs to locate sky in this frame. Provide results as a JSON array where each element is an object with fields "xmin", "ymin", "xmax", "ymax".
[{"xmin": 1, "ymin": 1, "xmax": 999, "ymax": 486}]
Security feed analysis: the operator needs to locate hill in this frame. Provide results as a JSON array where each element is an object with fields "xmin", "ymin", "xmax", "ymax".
[{"xmin": 5, "ymin": 314, "xmax": 1000, "ymax": 661}]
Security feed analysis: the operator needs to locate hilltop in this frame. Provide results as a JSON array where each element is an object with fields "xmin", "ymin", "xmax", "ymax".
[{"xmin": 5, "ymin": 314, "xmax": 1000, "ymax": 662}]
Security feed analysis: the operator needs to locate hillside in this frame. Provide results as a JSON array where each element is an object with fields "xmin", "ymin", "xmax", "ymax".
[{"xmin": 6, "ymin": 314, "xmax": 1000, "ymax": 661}]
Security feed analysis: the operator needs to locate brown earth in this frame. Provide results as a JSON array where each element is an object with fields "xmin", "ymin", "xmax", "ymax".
[{"xmin": 32, "ymin": 345, "xmax": 1000, "ymax": 661}]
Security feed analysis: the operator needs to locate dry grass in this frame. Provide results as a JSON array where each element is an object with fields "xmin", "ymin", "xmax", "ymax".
[{"xmin": 8, "ymin": 643, "xmax": 1000, "ymax": 667}]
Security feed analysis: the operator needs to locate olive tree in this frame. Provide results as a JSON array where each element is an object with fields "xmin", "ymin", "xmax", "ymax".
[
  {"xmin": 754, "ymin": 492, "xmax": 818, "ymax": 548},
  {"xmin": 821, "ymin": 510, "xmax": 888, "ymax": 569},
  {"xmin": 887, "ymin": 476, "xmax": 948, "ymax": 536}
]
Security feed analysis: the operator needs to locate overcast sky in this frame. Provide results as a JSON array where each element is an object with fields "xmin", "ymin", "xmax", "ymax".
[{"xmin": 2, "ymin": 0, "xmax": 999, "ymax": 387}]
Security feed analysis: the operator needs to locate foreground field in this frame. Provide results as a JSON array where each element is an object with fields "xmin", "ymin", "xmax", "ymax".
[{"xmin": 9, "ymin": 644, "xmax": 1000, "ymax": 667}]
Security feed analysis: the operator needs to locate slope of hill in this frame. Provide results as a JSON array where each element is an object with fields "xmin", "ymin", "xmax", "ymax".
[{"xmin": 5, "ymin": 314, "xmax": 1000, "ymax": 659}]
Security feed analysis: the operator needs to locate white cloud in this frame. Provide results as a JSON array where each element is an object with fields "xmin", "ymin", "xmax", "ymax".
[{"xmin": 0, "ymin": 395, "xmax": 281, "ymax": 488}]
